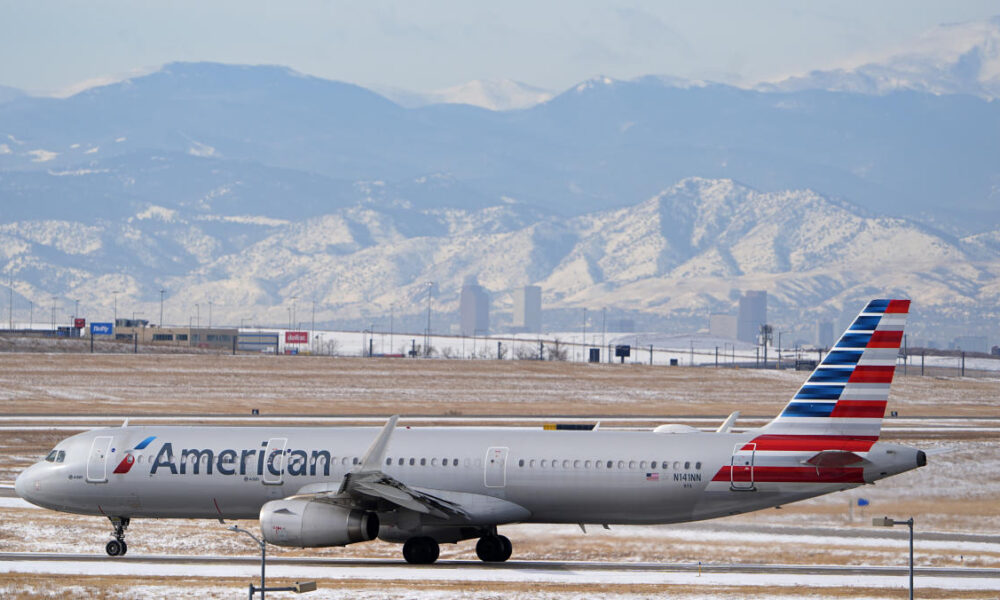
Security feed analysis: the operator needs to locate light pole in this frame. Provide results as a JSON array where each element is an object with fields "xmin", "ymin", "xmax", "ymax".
[
  {"xmin": 196, "ymin": 303, "xmax": 200, "ymax": 329},
  {"xmin": 50, "ymin": 295, "xmax": 57, "ymax": 329},
  {"xmin": 873, "ymin": 516, "xmax": 915, "ymax": 600},
  {"xmin": 159, "ymin": 289, "xmax": 165, "ymax": 328},
  {"xmin": 208, "ymin": 300, "xmax": 213, "ymax": 328},
  {"xmin": 112, "ymin": 290, "xmax": 122, "ymax": 325}
]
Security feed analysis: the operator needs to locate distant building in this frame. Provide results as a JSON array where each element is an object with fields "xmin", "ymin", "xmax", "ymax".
[
  {"xmin": 709, "ymin": 313, "xmax": 737, "ymax": 339},
  {"xmin": 816, "ymin": 320, "xmax": 834, "ymax": 348},
  {"xmin": 511, "ymin": 285, "xmax": 541, "ymax": 333},
  {"xmin": 952, "ymin": 335, "xmax": 989, "ymax": 354},
  {"xmin": 460, "ymin": 276, "xmax": 489, "ymax": 336},
  {"xmin": 612, "ymin": 319, "xmax": 635, "ymax": 333},
  {"xmin": 737, "ymin": 290, "xmax": 767, "ymax": 344},
  {"xmin": 115, "ymin": 325, "xmax": 239, "ymax": 349}
]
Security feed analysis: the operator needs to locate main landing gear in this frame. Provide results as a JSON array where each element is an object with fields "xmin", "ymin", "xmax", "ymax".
[
  {"xmin": 475, "ymin": 533, "xmax": 512, "ymax": 563},
  {"xmin": 105, "ymin": 517, "xmax": 129, "ymax": 557},
  {"xmin": 402, "ymin": 536, "xmax": 440, "ymax": 564},
  {"xmin": 401, "ymin": 530, "xmax": 513, "ymax": 565}
]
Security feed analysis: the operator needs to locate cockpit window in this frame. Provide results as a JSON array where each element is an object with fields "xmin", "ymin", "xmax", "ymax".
[{"xmin": 44, "ymin": 449, "xmax": 66, "ymax": 463}]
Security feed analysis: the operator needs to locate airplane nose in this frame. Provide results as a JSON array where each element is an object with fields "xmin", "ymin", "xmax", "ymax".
[{"xmin": 14, "ymin": 468, "xmax": 32, "ymax": 500}]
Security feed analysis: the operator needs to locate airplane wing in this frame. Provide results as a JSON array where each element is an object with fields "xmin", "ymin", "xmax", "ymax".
[{"xmin": 289, "ymin": 415, "xmax": 496, "ymax": 522}]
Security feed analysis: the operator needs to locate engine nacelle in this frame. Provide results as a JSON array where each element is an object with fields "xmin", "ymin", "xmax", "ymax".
[{"xmin": 260, "ymin": 498, "xmax": 379, "ymax": 547}]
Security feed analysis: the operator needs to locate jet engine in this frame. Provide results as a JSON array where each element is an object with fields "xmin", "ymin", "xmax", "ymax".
[{"xmin": 260, "ymin": 498, "xmax": 379, "ymax": 547}]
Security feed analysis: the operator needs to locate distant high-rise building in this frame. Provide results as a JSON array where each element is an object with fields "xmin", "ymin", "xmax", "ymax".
[
  {"xmin": 709, "ymin": 313, "xmax": 737, "ymax": 339},
  {"xmin": 736, "ymin": 290, "xmax": 767, "ymax": 344},
  {"xmin": 511, "ymin": 285, "xmax": 541, "ymax": 333},
  {"xmin": 953, "ymin": 335, "xmax": 988, "ymax": 354},
  {"xmin": 612, "ymin": 319, "xmax": 635, "ymax": 333},
  {"xmin": 817, "ymin": 320, "xmax": 834, "ymax": 348},
  {"xmin": 460, "ymin": 276, "xmax": 490, "ymax": 336}
]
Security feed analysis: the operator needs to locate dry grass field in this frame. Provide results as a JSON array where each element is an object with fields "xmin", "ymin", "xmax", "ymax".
[{"xmin": 1, "ymin": 350, "xmax": 998, "ymax": 598}]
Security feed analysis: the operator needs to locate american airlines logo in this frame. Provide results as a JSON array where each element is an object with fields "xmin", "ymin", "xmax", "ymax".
[{"xmin": 149, "ymin": 442, "xmax": 336, "ymax": 477}]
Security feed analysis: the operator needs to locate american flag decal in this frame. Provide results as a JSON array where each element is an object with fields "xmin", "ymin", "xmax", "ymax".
[{"xmin": 646, "ymin": 472, "xmax": 659, "ymax": 481}]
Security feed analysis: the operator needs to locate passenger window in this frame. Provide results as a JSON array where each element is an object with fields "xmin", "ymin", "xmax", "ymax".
[
  {"xmin": 617, "ymin": 460, "xmax": 625, "ymax": 469},
  {"xmin": 673, "ymin": 461, "xmax": 681, "ymax": 469},
  {"xmin": 529, "ymin": 459, "xmax": 536, "ymax": 467},
  {"xmin": 352, "ymin": 457, "xmax": 359, "ymax": 465},
  {"xmin": 409, "ymin": 458, "xmax": 415, "ymax": 466},
  {"xmin": 662, "ymin": 461, "xmax": 669, "ymax": 469},
  {"xmin": 541, "ymin": 459, "xmax": 548, "ymax": 467},
  {"xmin": 573, "ymin": 460, "xmax": 581, "ymax": 468},
  {"xmin": 695, "ymin": 461, "xmax": 702, "ymax": 470},
  {"xmin": 629, "ymin": 460, "xmax": 637, "ymax": 469},
  {"xmin": 453, "ymin": 458, "xmax": 458, "ymax": 466},
  {"xmin": 518, "ymin": 459, "xmax": 525, "ymax": 467},
  {"xmin": 420, "ymin": 458, "xmax": 426, "ymax": 466},
  {"xmin": 640, "ymin": 461, "xmax": 647, "ymax": 469},
  {"xmin": 386, "ymin": 458, "xmax": 392, "ymax": 466},
  {"xmin": 431, "ymin": 458, "xmax": 438, "ymax": 466},
  {"xmin": 562, "ymin": 459, "xmax": 570, "ymax": 468},
  {"xmin": 398, "ymin": 458, "xmax": 404, "ymax": 466},
  {"xmin": 585, "ymin": 460, "xmax": 591, "ymax": 468},
  {"xmin": 684, "ymin": 461, "xmax": 690, "ymax": 469},
  {"xmin": 606, "ymin": 460, "xmax": 613, "ymax": 469}
]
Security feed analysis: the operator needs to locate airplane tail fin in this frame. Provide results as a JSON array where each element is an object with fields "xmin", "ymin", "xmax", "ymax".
[{"xmin": 761, "ymin": 299, "xmax": 909, "ymax": 441}]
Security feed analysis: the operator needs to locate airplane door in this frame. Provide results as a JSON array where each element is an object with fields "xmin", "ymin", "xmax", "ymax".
[
  {"xmin": 730, "ymin": 442, "xmax": 756, "ymax": 491},
  {"xmin": 262, "ymin": 438, "xmax": 287, "ymax": 485},
  {"xmin": 484, "ymin": 447, "xmax": 509, "ymax": 488},
  {"xmin": 86, "ymin": 436, "xmax": 114, "ymax": 483}
]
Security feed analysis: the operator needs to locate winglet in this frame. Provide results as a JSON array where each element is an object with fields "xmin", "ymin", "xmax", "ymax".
[
  {"xmin": 358, "ymin": 415, "xmax": 399, "ymax": 472},
  {"xmin": 716, "ymin": 411, "xmax": 739, "ymax": 433}
]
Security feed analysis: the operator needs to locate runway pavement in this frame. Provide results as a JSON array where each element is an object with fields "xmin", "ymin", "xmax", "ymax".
[{"xmin": 1, "ymin": 552, "xmax": 998, "ymax": 592}]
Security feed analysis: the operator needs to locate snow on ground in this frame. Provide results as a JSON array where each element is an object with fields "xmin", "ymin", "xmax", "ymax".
[{"xmin": 267, "ymin": 327, "xmax": 1000, "ymax": 372}]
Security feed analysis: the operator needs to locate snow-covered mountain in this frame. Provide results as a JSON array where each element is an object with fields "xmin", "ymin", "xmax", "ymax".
[
  {"xmin": 761, "ymin": 16, "xmax": 1000, "ymax": 100},
  {"xmin": 373, "ymin": 79, "xmax": 553, "ymax": 111},
  {"xmin": 2, "ymin": 178, "xmax": 997, "ymax": 341}
]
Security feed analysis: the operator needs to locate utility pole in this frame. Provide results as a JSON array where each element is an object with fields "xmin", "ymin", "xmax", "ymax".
[
  {"xmin": 7, "ymin": 271, "xmax": 12, "ymax": 330},
  {"xmin": 50, "ymin": 296, "xmax": 57, "ymax": 329},
  {"xmin": 582, "ymin": 307, "xmax": 587, "ymax": 362},
  {"xmin": 208, "ymin": 300, "xmax": 213, "ymax": 328},
  {"xmin": 424, "ymin": 282, "xmax": 433, "ymax": 356},
  {"xmin": 113, "ymin": 290, "xmax": 121, "ymax": 326},
  {"xmin": 159, "ymin": 289, "xmax": 165, "ymax": 328}
]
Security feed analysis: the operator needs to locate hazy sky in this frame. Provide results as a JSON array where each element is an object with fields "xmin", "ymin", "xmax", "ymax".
[{"xmin": 2, "ymin": 1, "xmax": 997, "ymax": 95}]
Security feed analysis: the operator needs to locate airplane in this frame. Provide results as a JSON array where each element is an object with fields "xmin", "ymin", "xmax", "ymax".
[{"xmin": 15, "ymin": 298, "xmax": 925, "ymax": 564}]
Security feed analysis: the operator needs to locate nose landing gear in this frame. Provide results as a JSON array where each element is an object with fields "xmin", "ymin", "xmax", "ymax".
[{"xmin": 105, "ymin": 517, "xmax": 130, "ymax": 557}]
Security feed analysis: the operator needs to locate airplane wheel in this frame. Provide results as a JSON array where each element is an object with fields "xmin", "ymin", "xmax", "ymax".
[
  {"xmin": 402, "ymin": 536, "xmax": 439, "ymax": 564},
  {"xmin": 497, "ymin": 535, "xmax": 512, "ymax": 562},
  {"xmin": 105, "ymin": 539, "xmax": 124, "ymax": 557},
  {"xmin": 476, "ymin": 535, "xmax": 510, "ymax": 562},
  {"xmin": 120, "ymin": 541, "xmax": 128, "ymax": 556}
]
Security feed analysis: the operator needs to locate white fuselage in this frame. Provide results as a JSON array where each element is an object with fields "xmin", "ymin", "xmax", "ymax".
[{"xmin": 15, "ymin": 424, "xmax": 922, "ymax": 527}]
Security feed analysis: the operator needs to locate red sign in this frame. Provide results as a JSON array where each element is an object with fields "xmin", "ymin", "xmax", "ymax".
[
  {"xmin": 285, "ymin": 331, "xmax": 308, "ymax": 344},
  {"xmin": 74, "ymin": 318, "xmax": 86, "ymax": 329}
]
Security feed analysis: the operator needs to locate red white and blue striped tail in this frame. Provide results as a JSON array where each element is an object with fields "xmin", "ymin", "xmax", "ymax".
[{"xmin": 762, "ymin": 299, "xmax": 909, "ymax": 440}]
